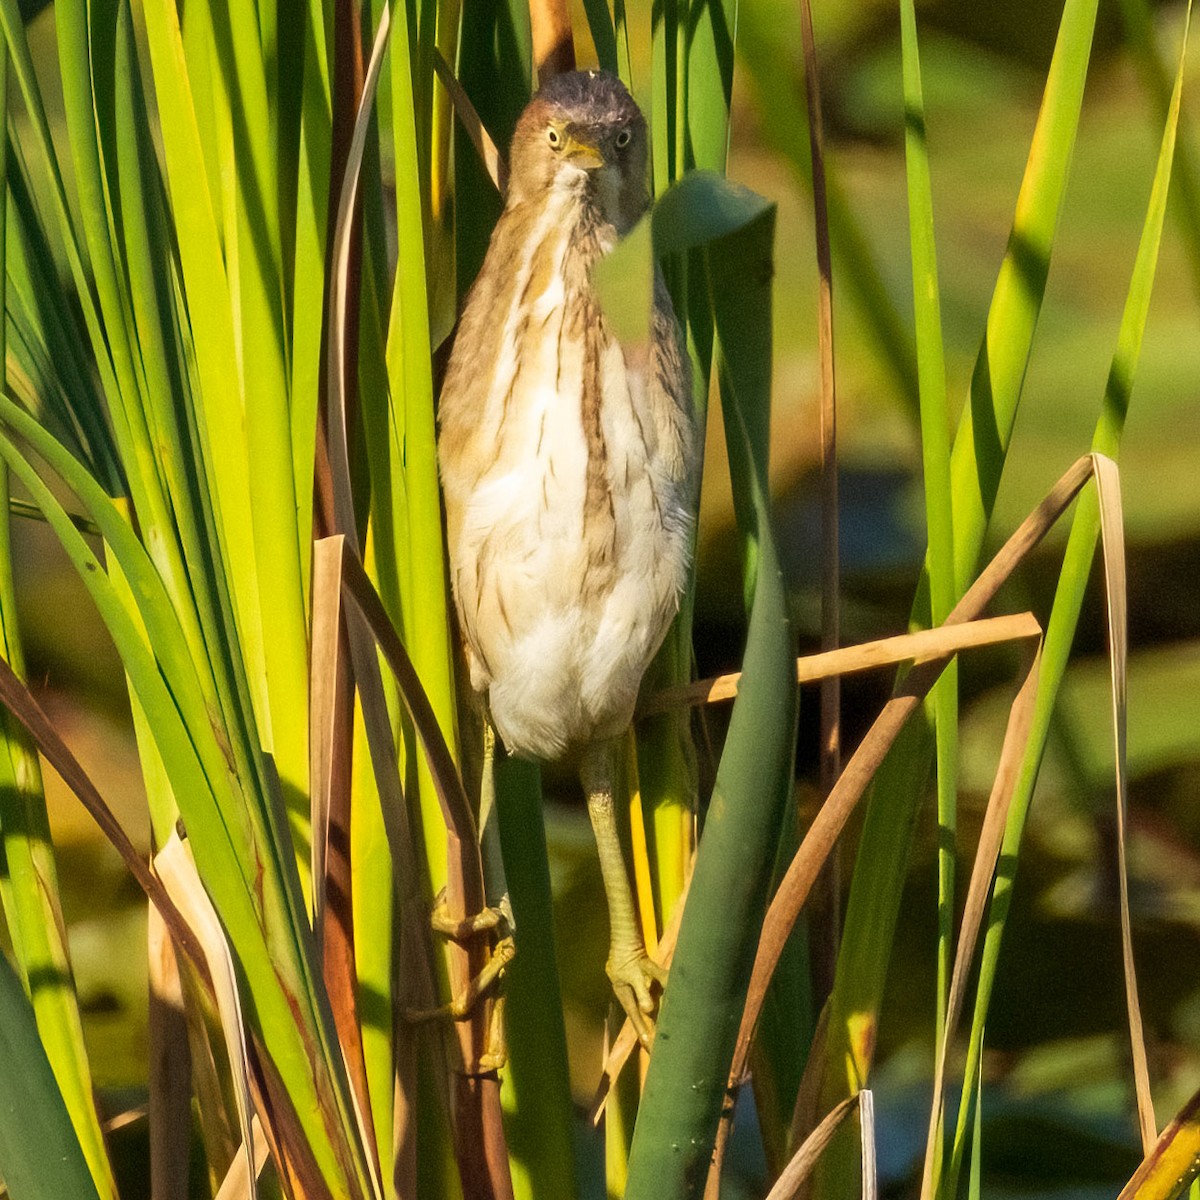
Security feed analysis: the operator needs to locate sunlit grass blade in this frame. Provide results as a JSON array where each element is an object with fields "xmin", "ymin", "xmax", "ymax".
[
  {"xmin": 0, "ymin": 401, "xmax": 374, "ymax": 1199},
  {"xmin": 897, "ymin": 0, "xmax": 957, "ymax": 1174},
  {"xmin": 139, "ymin": 0, "xmax": 272, "ymax": 767},
  {"xmin": 287, "ymin": 0, "xmax": 332, "ymax": 579},
  {"xmin": 819, "ymin": 1, "xmax": 1102, "ymax": 1179},
  {"xmin": 949, "ymin": 8, "xmax": 1191, "ymax": 1184},
  {"xmin": 204, "ymin": 0, "xmax": 312, "ymax": 858},
  {"xmin": 0, "ymin": 51, "xmax": 114, "ymax": 1198},
  {"xmin": 686, "ymin": 0, "xmax": 735, "ymax": 175}
]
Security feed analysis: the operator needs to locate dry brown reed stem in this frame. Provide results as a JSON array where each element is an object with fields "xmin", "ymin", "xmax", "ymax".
[
  {"xmin": 148, "ymin": 906, "xmax": 192, "ymax": 1200},
  {"xmin": 707, "ymin": 454, "xmax": 1100, "ymax": 1192},
  {"xmin": 917, "ymin": 638, "xmax": 1041, "ymax": 1200},
  {"xmin": 431, "ymin": 50, "xmax": 508, "ymax": 193},
  {"xmin": 528, "ymin": 0, "xmax": 575, "ymax": 80},
  {"xmin": 641, "ymin": 614, "xmax": 1042, "ymax": 715},
  {"xmin": 763, "ymin": 1089, "xmax": 876, "ymax": 1200},
  {"xmin": 1118, "ymin": 1082, "xmax": 1200, "ymax": 1199},
  {"xmin": 326, "ymin": 12, "xmax": 513, "ymax": 1196},
  {"xmin": 1092, "ymin": 451, "xmax": 1156, "ymax": 1155},
  {"xmin": 0, "ymin": 651, "xmax": 205, "ymax": 970},
  {"xmin": 339, "ymin": 549, "xmax": 514, "ymax": 1200},
  {"xmin": 798, "ymin": 0, "xmax": 842, "ymax": 1004}
]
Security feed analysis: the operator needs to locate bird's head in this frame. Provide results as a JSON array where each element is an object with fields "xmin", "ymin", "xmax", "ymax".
[{"xmin": 508, "ymin": 70, "xmax": 648, "ymax": 229}]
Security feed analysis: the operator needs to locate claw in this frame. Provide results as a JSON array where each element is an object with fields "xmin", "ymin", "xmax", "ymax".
[
  {"xmin": 428, "ymin": 888, "xmax": 513, "ymax": 942},
  {"xmin": 407, "ymin": 935, "xmax": 516, "ymax": 1024},
  {"xmin": 607, "ymin": 952, "xmax": 667, "ymax": 1050}
]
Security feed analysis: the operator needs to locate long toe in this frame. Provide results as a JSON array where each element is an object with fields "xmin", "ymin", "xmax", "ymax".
[{"xmin": 608, "ymin": 953, "xmax": 667, "ymax": 1049}]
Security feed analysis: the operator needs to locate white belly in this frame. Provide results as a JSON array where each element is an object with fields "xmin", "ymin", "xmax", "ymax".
[{"xmin": 454, "ymin": 335, "xmax": 691, "ymax": 762}]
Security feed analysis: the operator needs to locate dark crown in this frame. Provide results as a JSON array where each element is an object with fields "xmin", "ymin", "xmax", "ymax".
[{"xmin": 534, "ymin": 69, "xmax": 642, "ymax": 127}]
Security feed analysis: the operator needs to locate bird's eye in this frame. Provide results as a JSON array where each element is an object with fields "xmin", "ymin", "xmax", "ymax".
[
  {"xmin": 615, "ymin": 129, "xmax": 632, "ymax": 149},
  {"xmin": 547, "ymin": 127, "xmax": 561, "ymax": 148}
]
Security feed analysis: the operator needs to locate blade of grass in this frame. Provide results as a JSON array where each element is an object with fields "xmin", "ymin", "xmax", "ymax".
[
  {"xmin": 797, "ymin": 0, "xmax": 842, "ymax": 1020},
  {"xmin": 947, "ymin": 11, "xmax": 1190, "ymax": 1181},
  {"xmin": 919, "ymin": 640, "xmax": 1043, "ymax": 1200},
  {"xmin": 1115, "ymin": 0, "xmax": 1200, "ymax": 301},
  {"xmin": 727, "ymin": 457, "xmax": 1097, "ymax": 1134},
  {"xmin": 0, "ymin": 949, "xmax": 102, "ymax": 1200},
  {"xmin": 734, "ymin": 3, "xmax": 919, "ymax": 413},
  {"xmin": 898, "ymin": 1, "xmax": 958, "ymax": 1183},
  {"xmin": 0, "ymin": 476, "xmax": 116, "ymax": 1200},
  {"xmin": 139, "ymin": 0, "xmax": 272, "ymax": 754},
  {"xmin": 431, "ymin": 50, "xmax": 507, "ymax": 192},
  {"xmin": 0, "ymin": 49, "xmax": 115, "ymax": 1197},
  {"xmin": 620, "ymin": 175, "xmax": 798, "ymax": 1200},
  {"xmin": 208, "ymin": 0, "xmax": 313, "ymax": 852},
  {"xmin": 494, "ymin": 755, "xmax": 579, "ymax": 1199},
  {"xmin": 820, "ymin": 3, "xmax": 1101, "ymax": 1179}
]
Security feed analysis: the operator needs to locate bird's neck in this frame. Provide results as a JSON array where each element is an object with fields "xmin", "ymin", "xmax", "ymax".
[{"xmin": 511, "ymin": 170, "xmax": 642, "ymax": 245}]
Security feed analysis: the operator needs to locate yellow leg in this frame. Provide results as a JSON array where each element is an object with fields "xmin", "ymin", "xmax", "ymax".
[{"xmin": 580, "ymin": 740, "xmax": 666, "ymax": 1050}]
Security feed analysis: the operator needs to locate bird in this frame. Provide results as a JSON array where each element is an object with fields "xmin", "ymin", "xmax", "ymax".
[{"xmin": 437, "ymin": 68, "xmax": 699, "ymax": 1047}]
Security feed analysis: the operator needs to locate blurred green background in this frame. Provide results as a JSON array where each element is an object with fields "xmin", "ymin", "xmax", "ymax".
[{"xmin": 9, "ymin": 0, "xmax": 1200, "ymax": 1194}]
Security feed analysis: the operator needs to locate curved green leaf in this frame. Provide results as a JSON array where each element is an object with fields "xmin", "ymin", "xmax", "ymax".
[
  {"xmin": 0, "ymin": 950, "xmax": 102, "ymax": 1200},
  {"xmin": 620, "ymin": 173, "xmax": 797, "ymax": 1200}
]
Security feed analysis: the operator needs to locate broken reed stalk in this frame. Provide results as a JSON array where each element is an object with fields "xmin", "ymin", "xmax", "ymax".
[
  {"xmin": 641, "ymin": 614, "xmax": 1042, "ymax": 715},
  {"xmin": 603, "ymin": 612, "xmax": 1040, "ymax": 1130},
  {"xmin": 706, "ymin": 454, "xmax": 1104, "ymax": 1190}
]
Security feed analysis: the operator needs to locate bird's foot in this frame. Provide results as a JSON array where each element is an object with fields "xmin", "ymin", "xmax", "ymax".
[
  {"xmin": 406, "ymin": 935, "xmax": 515, "ymax": 1022},
  {"xmin": 406, "ymin": 891, "xmax": 515, "ymax": 1069},
  {"xmin": 429, "ymin": 888, "xmax": 512, "ymax": 943},
  {"xmin": 607, "ymin": 950, "xmax": 667, "ymax": 1051}
]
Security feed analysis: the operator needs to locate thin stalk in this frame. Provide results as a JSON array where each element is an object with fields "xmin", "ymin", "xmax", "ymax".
[
  {"xmin": 798, "ymin": 0, "xmax": 841, "ymax": 996},
  {"xmin": 897, "ymin": 3, "xmax": 956, "ymax": 1186}
]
